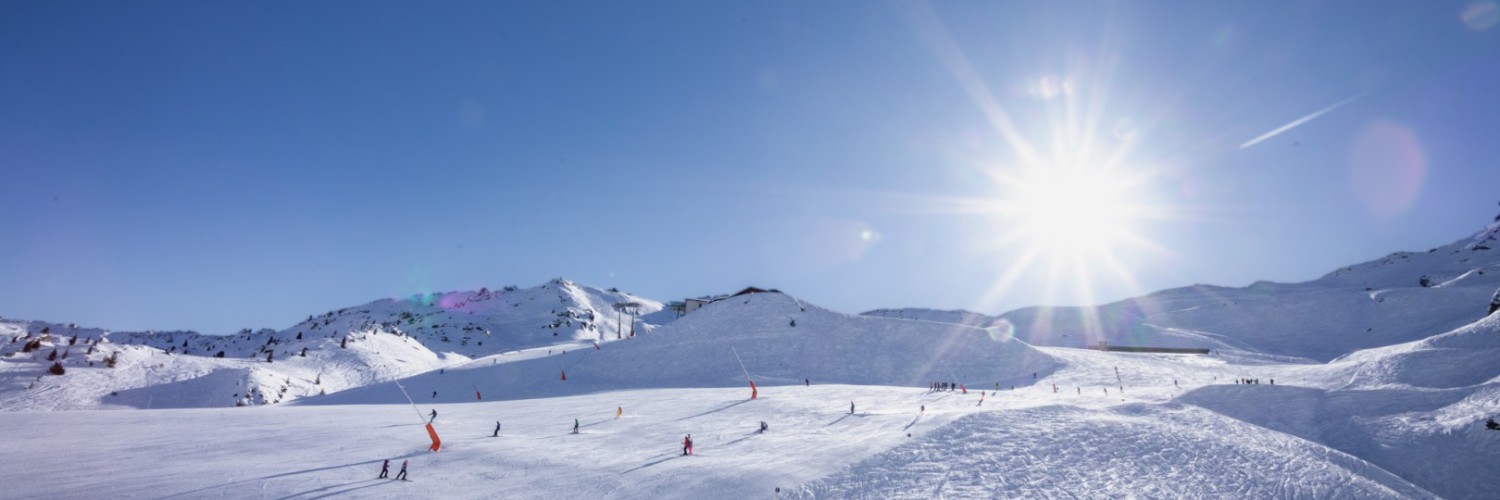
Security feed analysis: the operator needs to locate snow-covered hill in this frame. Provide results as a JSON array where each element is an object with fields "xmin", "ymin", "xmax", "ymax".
[
  {"xmin": 869, "ymin": 220, "xmax": 1500, "ymax": 363},
  {"xmin": 795, "ymin": 403, "xmax": 1435, "ymax": 498},
  {"xmin": 5, "ymin": 217, "xmax": 1500, "ymax": 497},
  {"xmin": 0, "ymin": 279, "xmax": 663, "ymax": 410},
  {"xmin": 10, "ymin": 330, "xmax": 1494, "ymax": 498},
  {"xmin": 859, "ymin": 308, "xmax": 1007, "ymax": 328},
  {"xmin": 282, "ymin": 278, "xmax": 664, "ymax": 357},
  {"xmin": 1170, "ymin": 312, "xmax": 1500, "ymax": 499},
  {"xmin": 308, "ymin": 290, "xmax": 1060, "ymax": 405}
]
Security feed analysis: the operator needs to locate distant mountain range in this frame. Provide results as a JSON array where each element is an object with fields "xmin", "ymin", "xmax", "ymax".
[
  {"xmin": 0, "ymin": 278, "xmax": 663, "ymax": 410},
  {"xmin": 864, "ymin": 215, "xmax": 1500, "ymax": 362},
  {"xmin": 6, "ymin": 211, "xmax": 1500, "ymax": 411}
]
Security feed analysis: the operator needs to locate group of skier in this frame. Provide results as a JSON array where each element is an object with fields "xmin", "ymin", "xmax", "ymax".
[
  {"xmin": 390, "ymin": 370, "xmax": 1193, "ymax": 481},
  {"xmin": 1235, "ymin": 378, "xmax": 1270, "ymax": 385},
  {"xmin": 929, "ymin": 381, "xmax": 960, "ymax": 391},
  {"xmin": 378, "ymin": 459, "xmax": 408, "ymax": 481}
]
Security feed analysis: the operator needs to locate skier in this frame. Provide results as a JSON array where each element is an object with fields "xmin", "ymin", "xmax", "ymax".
[
  {"xmin": 572, "ymin": 418, "xmax": 580, "ymax": 434},
  {"xmin": 759, "ymin": 421, "xmax": 768, "ymax": 433},
  {"xmin": 616, "ymin": 407, "xmax": 622, "ymax": 419},
  {"xmin": 850, "ymin": 401, "xmax": 855, "ymax": 414},
  {"xmin": 920, "ymin": 405, "xmax": 925, "ymax": 413},
  {"xmin": 805, "ymin": 378, "xmax": 810, "ymax": 386},
  {"xmin": 432, "ymin": 391, "xmax": 437, "ymax": 398},
  {"xmin": 379, "ymin": 459, "xmax": 389, "ymax": 479},
  {"xmin": 683, "ymin": 434, "xmax": 693, "ymax": 455},
  {"xmin": 429, "ymin": 409, "xmax": 437, "ymax": 423},
  {"xmin": 395, "ymin": 459, "xmax": 408, "ymax": 481},
  {"xmin": 493, "ymin": 420, "xmax": 502, "ymax": 437}
]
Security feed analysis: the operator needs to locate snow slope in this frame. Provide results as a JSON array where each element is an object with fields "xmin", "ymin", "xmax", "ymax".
[
  {"xmin": 805, "ymin": 309, "xmax": 1500, "ymax": 499},
  {"xmin": 1168, "ymin": 313, "xmax": 1500, "ymax": 499},
  {"xmin": 0, "ymin": 321, "xmax": 456, "ymax": 410},
  {"xmin": 0, "ymin": 279, "xmax": 664, "ymax": 410},
  {"xmin": 309, "ymin": 291, "xmax": 1061, "ymax": 405},
  {"xmin": 4, "ymin": 297, "xmax": 1496, "ymax": 497},
  {"xmin": 859, "ymin": 308, "xmax": 1007, "ymax": 329},
  {"xmin": 280, "ymin": 278, "xmax": 663, "ymax": 357},
  {"xmin": 862, "ymin": 218, "xmax": 1500, "ymax": 363},
  {"xmin": 793, "ymin": 404, "xmax": 1433, "ymax": 499},
  {"xmin": 5, "ymin": 216, "xmax": 1500, "ymax": 497},
  {"xmin": 5, "ymin": 344, "xmax": 1478, "ymax": 498},
  {"xmin": 992, "ymin": 235, "xmax": 1500, "ymax": 362}
]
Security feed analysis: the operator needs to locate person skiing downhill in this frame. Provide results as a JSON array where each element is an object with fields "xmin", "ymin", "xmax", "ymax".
[
  {"xmin": 395, "ymin": 459, "xmax": 408, "ymax": 481},
  {"xmin": 683, "ymin": 434, "xmax": 693, "ymax": 455},
  {"xmin": 493, "ymin": 420, "xmax": 502, "ymax": 437},
  {"xmin": 849, "ymin": 402, "xmax": 855, "ymax": 414},
  {"xmin": 378, "ymin": 459, "xmax": 389, "ymax": 479},
  {"xmin": 616, "ymin": 407, "xmax": 622, "ymax": 419},
  {"xmin": 573, "ymin": 418, "xmax": 580, "ymax": 434},
  {"xmin": 759, "ymin": 421, "xmax": 768, "ymax": 433},
  {"xmin": 429, "ymin": 409, "xmax": 437, "ymax": 423}
]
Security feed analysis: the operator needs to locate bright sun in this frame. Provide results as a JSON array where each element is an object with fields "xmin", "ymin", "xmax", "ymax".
[
  {"xmin": 1000, "ymin": 163, "xmax": 1144, "ymax": 259},
  {"xmin": 970, "ymin": 157, "xmax": 1162, "ymax": 310}
]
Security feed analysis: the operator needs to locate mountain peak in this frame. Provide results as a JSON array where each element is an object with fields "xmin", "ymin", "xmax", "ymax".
[{"xmin": 1468, "ymin": 204, "xmax": 1500, "ymax": 249}]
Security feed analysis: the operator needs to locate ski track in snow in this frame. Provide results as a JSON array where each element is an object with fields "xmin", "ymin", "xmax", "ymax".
[
  {"xmin": 790, "ymin": 405, "xmax": 1432, "ymax": 499},
  {"xmin": 7, "ymin": 231, "xmax": 1500, "ymax": 498},
  {"xmin": 6, "ymin": 337, "xmax": 1495, "ymax": 498}
]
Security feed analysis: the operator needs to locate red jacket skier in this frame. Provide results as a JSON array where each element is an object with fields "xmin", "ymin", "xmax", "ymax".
[{"xmin": 683, "ymin": 434, "xmax": 693, "ymax": 455}]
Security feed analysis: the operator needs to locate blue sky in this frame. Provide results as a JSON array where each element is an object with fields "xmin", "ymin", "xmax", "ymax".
[{"xmin": 3, "ymin": 1, "xmax": 1500, "ymax": 334}]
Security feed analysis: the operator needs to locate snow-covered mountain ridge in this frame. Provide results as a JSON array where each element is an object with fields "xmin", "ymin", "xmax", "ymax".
[
  {"xmin": 5, "ymin": 218, "xmax": 1500, "ymax": 497},
  {"xmin": 306, "ymin": 291, "xmax": 1059, "ymax": 406},
  {"xmin": 865, "ymin": 215, "xmax": 1500, "ymax": 362},
  {"xmin": 0, "ymin": 278, "xmax": 663, "ymax": 410}
]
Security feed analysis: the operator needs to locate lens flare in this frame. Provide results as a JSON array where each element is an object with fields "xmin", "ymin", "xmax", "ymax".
[
  {"xmin": 1462, "ymin": 1, "xmax": 1499, "ymax": 31},
  {"xmin": 1347, "ymin": 120, "xmax": 1426, "ymax": 218}
]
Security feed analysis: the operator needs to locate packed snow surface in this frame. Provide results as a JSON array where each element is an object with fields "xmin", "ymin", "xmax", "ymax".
[
  {"xmin": 8, "ymin": 337, "xmax": 1495, "ymax": 498},
  {"xmin": 875, "ymin": 235, "xmax": 1500, "ymax": 362},
  {"xmin": 6, "ymin": 228, "xmax": 1500, "ymax": 497}
]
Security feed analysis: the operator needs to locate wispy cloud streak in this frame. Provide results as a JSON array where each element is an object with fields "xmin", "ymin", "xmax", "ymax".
[{"xmin": 1239, "ymin": 92, "xmax": 1367, "ymax": 149}]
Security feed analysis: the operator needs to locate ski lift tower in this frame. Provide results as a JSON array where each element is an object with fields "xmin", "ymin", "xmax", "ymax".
[{"xmin": 612, "ymin": 301, "xmax": 642, "ymax": 338}]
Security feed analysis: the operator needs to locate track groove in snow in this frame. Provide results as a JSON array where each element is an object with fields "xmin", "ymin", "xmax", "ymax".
[{"xmin": 789, "ymin": 405, "xmax": 1435, "ymax": 499}]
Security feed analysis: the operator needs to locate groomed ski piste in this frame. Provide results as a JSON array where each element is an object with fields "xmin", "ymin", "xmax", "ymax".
[{"xmin": 5, "ymin": 225, "xmax": 1500, "ymax": 498}]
